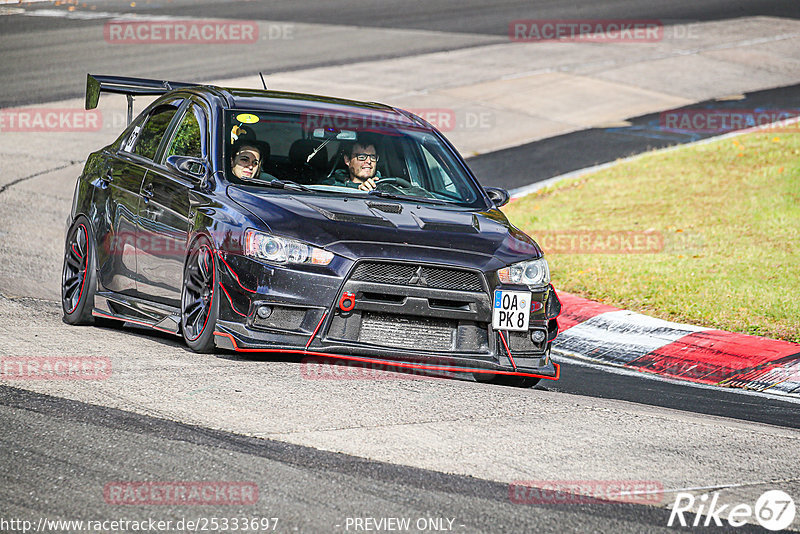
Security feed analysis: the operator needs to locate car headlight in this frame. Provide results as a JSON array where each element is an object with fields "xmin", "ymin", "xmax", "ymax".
[
  {"xmin": 244, "ymin": 230, "xmax": 334, "ymax": 265},
  {"xmin": 497, "ymin": 258, "xmax": 550, "ymax": 287}
]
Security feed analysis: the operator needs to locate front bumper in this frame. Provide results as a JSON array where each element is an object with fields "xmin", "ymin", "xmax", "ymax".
[{"xmin": 213, "ymin": 252, "xmax": 561, "ymax": 380}]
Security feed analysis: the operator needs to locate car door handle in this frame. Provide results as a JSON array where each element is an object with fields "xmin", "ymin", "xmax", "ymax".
[
  {"xmin": 142, "ymin": 183, "xmax": 154, "ymax": 198},
  {"xmin": 101, "ymin": 170, "xmax": 113, "ymax": 183}
]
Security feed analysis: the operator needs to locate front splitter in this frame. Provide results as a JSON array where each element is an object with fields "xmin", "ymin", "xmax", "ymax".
[{"xmin": 213, "ymin": 330, "xmax": 560, "ymax": 381}]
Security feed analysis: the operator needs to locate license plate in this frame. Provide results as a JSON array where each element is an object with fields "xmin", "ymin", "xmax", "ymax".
[{"xmin": 492, "ymin": 290, "xmax": 532, "ymax": 331}]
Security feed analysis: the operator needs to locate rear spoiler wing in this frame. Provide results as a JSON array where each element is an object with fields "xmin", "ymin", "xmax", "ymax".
[{"xmin": 85, "ymin": 74, "xmax": 201, "ymax": 125}]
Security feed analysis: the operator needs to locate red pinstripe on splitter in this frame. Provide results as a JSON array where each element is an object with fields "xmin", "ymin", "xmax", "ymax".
[{"xmin": 213, "ymin": 331, "xmax": 560, "ymax": 380}]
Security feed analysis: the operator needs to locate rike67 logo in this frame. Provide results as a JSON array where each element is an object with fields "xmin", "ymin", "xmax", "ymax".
[{"xmin": 668, "ymin": 490, "xmax": 796, "ymax": 531}]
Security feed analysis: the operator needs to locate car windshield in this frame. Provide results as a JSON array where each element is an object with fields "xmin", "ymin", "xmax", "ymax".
[{"xmin": 224, "ymin": 109, "xmax": 486, "ymax": 207}]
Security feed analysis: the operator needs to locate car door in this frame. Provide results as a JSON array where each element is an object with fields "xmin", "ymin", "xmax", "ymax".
[
  {"xmin": 97, "ymin": 98, "xmax": 184, "ymax": 297},
  {"xmin": 135, "ymin": 99, "xmax": 207, "ymax": 306}
]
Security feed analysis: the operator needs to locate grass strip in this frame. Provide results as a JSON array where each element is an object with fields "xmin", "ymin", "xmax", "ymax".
[{"xmin": 503, "ymin": 132, "xmax": 800, "ymax": 342}]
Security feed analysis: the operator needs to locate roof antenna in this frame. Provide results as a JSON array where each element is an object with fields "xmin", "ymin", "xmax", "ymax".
[{"xmin": 259, "ymin": 72, "xmax": 268, "ymax": 90}]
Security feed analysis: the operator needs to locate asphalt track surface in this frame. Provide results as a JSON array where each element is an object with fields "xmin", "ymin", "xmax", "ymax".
[
  {"xmin": 0, "ymin": 385, "xmax": 696, "ymax": 534},
  {"xmin": 94, "ymin": 0, "xmax": 800, "ymax": 30},
  {"xmin": 2, "ymin": 2, "xmax": 800, "ymax": 532},
  {"xmin": 469, "ymin": 83, "xmax": 800, "ymax": 189},
  {"xmin": 552, "ymin": 359, "xmax": 800, "ymax": 430},
  {"xmin": 2, "ymin": 0, "xmax": 799, "ymax": 106}
]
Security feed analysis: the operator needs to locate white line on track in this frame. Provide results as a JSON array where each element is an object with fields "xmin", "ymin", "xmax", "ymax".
[
  {"xmin": 19, "ymin": 8, "xmax": 120, "ymax": 19},
  {"xmin": 3, "ymin": 6, "xmax": 211, "ymax": 20}
]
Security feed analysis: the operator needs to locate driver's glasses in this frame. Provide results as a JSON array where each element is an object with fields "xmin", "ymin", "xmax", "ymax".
[
  {"xmin": 354, "ymin": 153, "xmax": 379, "ymax": 162},
  {"xmin": 235, "ymin": 154, "xmax": 260, "ymax": 167}
]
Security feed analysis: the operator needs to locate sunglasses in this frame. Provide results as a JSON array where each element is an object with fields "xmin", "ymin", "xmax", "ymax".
[{"xmin": 234, "ymin": 154, "xmax": 260, "ymax": 167}]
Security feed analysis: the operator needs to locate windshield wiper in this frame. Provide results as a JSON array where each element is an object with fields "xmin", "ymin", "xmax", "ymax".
[
  {"xmin": 260, "ymin": 179, "xmax": 313, "ymax": 192},
  {"xmin": 367, "ymin": 189, "xmax": 447, "ymax": 205}
]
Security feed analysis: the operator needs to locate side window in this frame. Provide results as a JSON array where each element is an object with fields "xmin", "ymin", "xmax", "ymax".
[
  {"xmin": 118, "ymin": 114, "xmax": 144, "ymax": 152},
  {"xmin": 133, "ymin": 103, "xmax": 181, "ymax": 160},
  {"xmin": 166, "ymin": 103, "xmax": 204, "ymax": 159},
  {"xmin": 421, "ymin": 144, "xmax": 456, "ymax": 194}
]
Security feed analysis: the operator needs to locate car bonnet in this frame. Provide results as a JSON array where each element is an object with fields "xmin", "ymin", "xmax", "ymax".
[{"xmin": 227, "ymin": 186, "xmax": 542, "ymax": 271}]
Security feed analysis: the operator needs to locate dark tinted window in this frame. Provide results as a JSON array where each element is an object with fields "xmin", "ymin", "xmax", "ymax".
[
  {"xmin": 223, "ymin": 110, "xmax": 484, "ymax": 207},
  {"xmin": 166, "ymin": 103, "xmax": 204, "ymax": 159},
  {"xmin": 133, "ymin": 103, "xmax": 181, "ymax": 160}
]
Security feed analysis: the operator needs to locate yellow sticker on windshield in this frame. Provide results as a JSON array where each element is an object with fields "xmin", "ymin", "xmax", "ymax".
[{"xmin": 236, "ymin": 113, "xmax": 259, "ymax": 124}]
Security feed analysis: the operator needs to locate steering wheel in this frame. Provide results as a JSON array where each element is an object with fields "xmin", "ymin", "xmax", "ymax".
[{"xmin": 375, "ymin": 177, "xmax": 413, "ymax": 190}]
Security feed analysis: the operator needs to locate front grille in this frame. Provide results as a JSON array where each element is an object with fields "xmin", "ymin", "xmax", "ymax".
[
  {"xmin": 352, "ymin": 262, "xmax": 417, "ymax": 285},
  {"xmin": 424, "ymin": 267, "xmax": 482, "ymax": 291},
  {"xmin": 359, "ymin": 313, "xmax": 455, "ymax": 351},
  {"xmin": 351, "ymin": 262, "xmax": 483, "ymax": 292}
]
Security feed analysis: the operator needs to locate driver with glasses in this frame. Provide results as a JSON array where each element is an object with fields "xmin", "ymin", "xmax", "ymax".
[{"xmin": 326, "ymin": 139, "xmax": 381, "ymax": 191}]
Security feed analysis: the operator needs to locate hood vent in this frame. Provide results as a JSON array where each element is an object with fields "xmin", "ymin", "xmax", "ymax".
[
  {"xmin": 366, "ymin": 201, "xmax": 402, "ymax": 214},
  {"xmin": 410, "ymin": 212, "xmax": 480, "ymax": 233},
  {"xmin": 299, "ymin": 200, "xmax": 395, "ymax": 227}
]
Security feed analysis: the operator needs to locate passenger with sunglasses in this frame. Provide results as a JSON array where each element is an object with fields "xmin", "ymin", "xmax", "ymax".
[{"xmin": 230, "ymin": 139, "xmax": 273, "ymax": 183}]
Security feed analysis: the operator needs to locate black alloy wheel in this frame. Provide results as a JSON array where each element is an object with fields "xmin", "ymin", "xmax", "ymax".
[
  {"xmin": 62, "ymin": 217, "xmax": 96, "ymax": 324},
  {"xmin": 181, "ymin": 238, "xmax": 218, "ymax": 352}
]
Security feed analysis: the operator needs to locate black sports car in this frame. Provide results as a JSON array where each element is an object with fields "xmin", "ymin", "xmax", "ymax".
[{"xmin": 62, "ymin": 74, "xmax": 561, "ymax": 387}]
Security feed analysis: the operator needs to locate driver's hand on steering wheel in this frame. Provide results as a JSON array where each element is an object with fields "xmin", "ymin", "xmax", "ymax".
[{"xmin": 357, "ymin": 177, "xmax": 379, "ymax": 191}]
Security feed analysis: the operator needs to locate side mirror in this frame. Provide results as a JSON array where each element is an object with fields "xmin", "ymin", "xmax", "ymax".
[
  {"xmin": 166, "ymin": 155, "xmax": 207, "ymax": 180},
  {"xmin": 485, "ymin": 187, "xmax": 510, "ymax": 207}
]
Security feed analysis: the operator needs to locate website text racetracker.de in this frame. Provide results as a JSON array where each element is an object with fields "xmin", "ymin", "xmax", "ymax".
[
  {"xmin": 0, "ymin": 517, "xmax": 279, "ymax": 533},
  {"xmin": 1, "ymin": 357, "xmax": 111, "ymax": 381},
  {"xmin": 0, "ymin": 108, "xmax": 101, "ymax": 132},
  {"xmin": 509, "ymin": 19, "xmax": 663, "ymax": 42},
  {"xmin": 103, "ymin": 481, "xmax": 258, "ymax": 506},
  {"xmin": 104, "ymin": 20, "xmax": 259, "ymax": 44},
  {"xmin": 299, "ymin": 109, "xmax": 493, "ymax": 133},
  {"xmin": 660, "ymin": 109, "xmax": 800, "ymax": 133}
]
